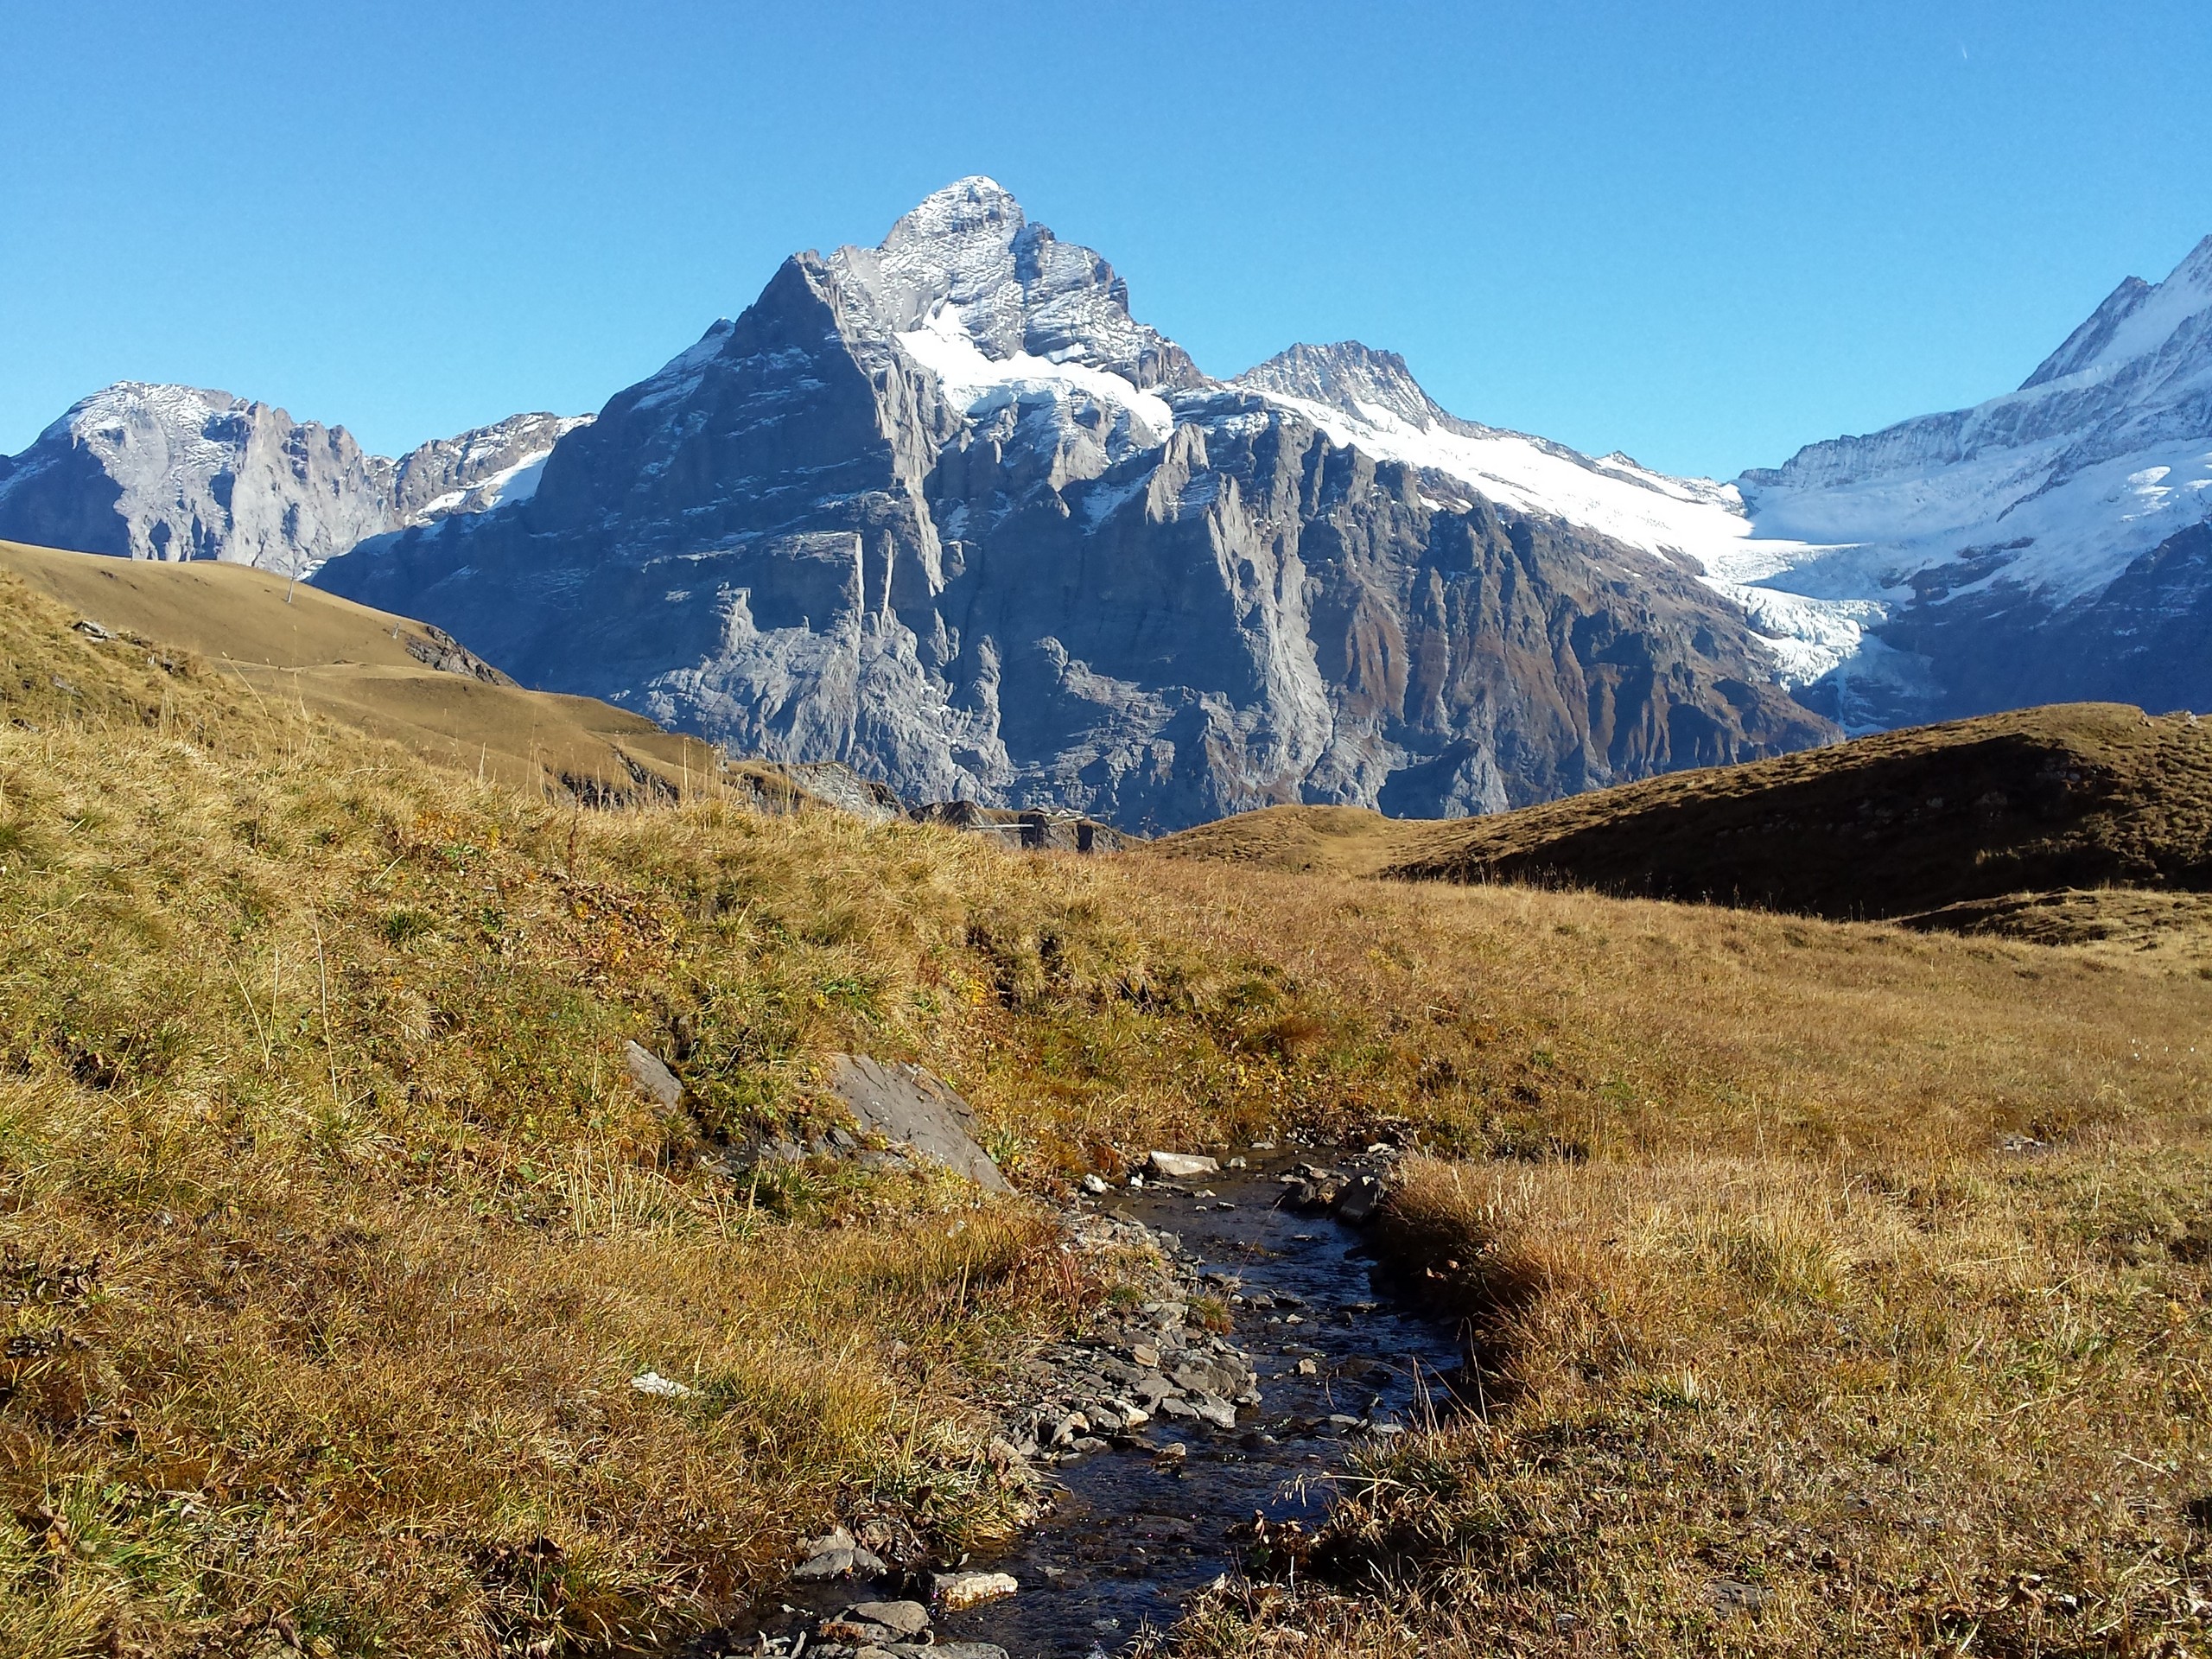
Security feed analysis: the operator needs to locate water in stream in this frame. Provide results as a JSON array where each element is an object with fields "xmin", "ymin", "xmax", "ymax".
[{"xmin": 930, "ymin": 1162, "xmax": 1471, "ymax": 1656}]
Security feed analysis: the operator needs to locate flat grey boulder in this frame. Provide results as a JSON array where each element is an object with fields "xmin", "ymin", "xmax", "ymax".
[
  {"xmin": 624, "ymin": 1040, "xmax": 683, "ymax": 1109},
  {"xmin": 829, "ymin": 1055, "xmax": 1011, "ymax": 1193}
]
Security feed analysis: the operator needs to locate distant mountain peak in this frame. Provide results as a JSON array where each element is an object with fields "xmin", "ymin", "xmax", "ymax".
[
  {"xmin": 1232, "ymin": 340, "xmax": 1451, "ymax": 431},
  {"xmin": 2020, "ymin": 232, "xmax": 2212, "ymax": 391},
  {"xmin": 0, "ymin": 382, "xmax": 588, "ymax": 574},
  {"xmin": 830, "ymin": 178, "xmax": 1201, "ymax": 391}
]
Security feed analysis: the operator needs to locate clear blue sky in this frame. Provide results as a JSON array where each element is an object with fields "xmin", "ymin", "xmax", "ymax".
[{"xmin": 3, "ymin": 1, "xmax": 2207, "ymax": 478}]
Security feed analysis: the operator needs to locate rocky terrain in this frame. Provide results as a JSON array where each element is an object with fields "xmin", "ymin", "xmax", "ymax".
[
  {"xmin": 10, "ymin": 185, "xmax": 2204, "ymax": 827},
  {"xmin": 0, "ymin": 384, "xmax": 587, "ymax": 575},
  {"xmin": 312, "ymin": 179, "xmax": 1835, "ymax": 830}
]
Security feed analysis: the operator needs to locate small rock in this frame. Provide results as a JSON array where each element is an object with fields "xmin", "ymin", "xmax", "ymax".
[
  {"xmin": 624, "ymin": 1040, "xmax": 683, "ymax": 1109},
  {"xmin": 1333, "ymin": 1173, "xmax": 1386, "ymax": 1224},
  {"xmin": 830, "ymin": 1054, "xmax": 1011, "ymax": 1192},
  {"xmin": 629, "ymin": 1370, "xmax": 693, "ymax": 1398},
  {"xmin": 933, "ymin": 1569, "xmax": 1019, "ymax": 1611},
  {"xmin": 1192, "ymin": 1394, "xmax": 1237, "ymax": 1430},
  {"xmin": 73, "ymin": 619, "xmax": 115, "ymax": 641},
  {"xmin": 1710, "ymin": 1579, "xmax": 1770, "ymax": 1613},
  {"xmin": 793, "ymin": 1541, "xmax": 889, "ymax": 1582},
  {"xmin": 1081, "ymin": 1173, "xmax": 1109, "ymax": 1194},
  {"xmin": 1147, "ymin": 1150, "xmax": 1221, "ymax": 1179},
  {"xmin": 842, "ymin": 1600, "xmax": 931, "ymax": 1637},
  {"xmin": 1296, "ymin": 1358, "xmax": 1319, "ymax": 1376},
  {"xmin": 1129, "ymin": 1342, "xmax": 1160, "ymax": 1369}
]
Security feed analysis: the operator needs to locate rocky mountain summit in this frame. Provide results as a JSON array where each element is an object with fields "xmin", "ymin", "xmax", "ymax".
[
  {"xmin": 0, "ymin": 384, "xmax": 587, "ymax": 575},
  {"xmin": 315, "ymin": 177, "xmax": 1834, "ymax": 830},
  {"xmin": 16, "ymin": 182, "xmax": 2201, "ymax": 825}
]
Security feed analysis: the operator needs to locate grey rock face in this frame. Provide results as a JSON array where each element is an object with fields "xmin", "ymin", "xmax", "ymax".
[
  {"xmin": 0, "ymin": 385, "xmax": 589, "ymax": 576},
  {"xmin": 0, "ymin": 384, "xmax": 397, "ymax": 571},
  {"xmin": 389, "ymin": 410, "xmax": 593, "ymax": 525},
  {"xmin": 828, "ymin": 1054, "xmax": 1010, "ymax": 1193},
  {"xmin": 315, "ymin": 177, "xmax": 1835, "ymax": 829}
]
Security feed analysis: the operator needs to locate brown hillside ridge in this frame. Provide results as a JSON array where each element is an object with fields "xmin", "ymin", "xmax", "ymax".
[
  {"xmin": 1158, "ymin": 702, "xmax": 2212, "ymax": 937},
  {"xmin": 0, "ymin": 538, "xmax": 818, "ymax": 810}
]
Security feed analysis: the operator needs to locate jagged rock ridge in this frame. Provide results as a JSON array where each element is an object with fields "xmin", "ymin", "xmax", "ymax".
[
  {"xmin": 315, "ymin": 177, "xmax": 1834, "ymax": 830},
  {"xmin": 0, "ymin": 385, "xmax": 590, "ymax": 576}
]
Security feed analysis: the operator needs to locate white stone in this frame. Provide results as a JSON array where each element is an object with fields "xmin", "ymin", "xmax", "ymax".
[{"xmin": 1147, "ymin": 1150, "xmax": 1220, "ymax": 1179}]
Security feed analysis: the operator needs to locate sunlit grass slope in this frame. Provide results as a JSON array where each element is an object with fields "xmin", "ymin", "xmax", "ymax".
[
  {"xmin": 4, "ymin": 567, "xmax": 2212, "ymax": 1655},
  {"xmin": 0, "ymin": 539, "xmax": 745, "ymax": 806}
]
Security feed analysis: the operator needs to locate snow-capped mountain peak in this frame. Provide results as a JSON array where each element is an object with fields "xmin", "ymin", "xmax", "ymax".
[
  {"xmin": 1233, "ymin": 340, "xmax": 1451, "ymax": 431},
  {"xmin": 1739, "ymin": 232, "xmax": 2212, "ymax": 619},
  {"xmin": 830, "ymin": 176, "xmax": 1199, "ymax": 391},
  {"xmin": 2021, "ymin": 233, "xmax": 2212, "ymax": 391}
]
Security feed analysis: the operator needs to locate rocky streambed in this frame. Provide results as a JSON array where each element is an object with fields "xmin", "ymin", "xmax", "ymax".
[{"xmin": 720, "ymin": 1144, "xmax": 1472, "ymax": 1658}]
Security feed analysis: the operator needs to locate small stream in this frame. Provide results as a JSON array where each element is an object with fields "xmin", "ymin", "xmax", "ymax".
[
  {"xmin": 936, "ymin": 1162, "xmax": 1470, "ymax": 1656},
  {"xmin": 717, "ymin": 1160, "xmax": 1471, "ymax": 1657}
]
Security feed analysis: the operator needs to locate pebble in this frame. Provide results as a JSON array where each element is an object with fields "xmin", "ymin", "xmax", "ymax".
[
  {"xmin": 838, "ymin": 1599, "xmax": 931, "ymax": 1637},
  {"xmin": 1147, "ymin": 1150, "xmax": 1221, "ymax": 1179},
  {"xmin": 791, "ymin": 1528, "xmax": 890, "ymax": 1582},
  {"xmin": 932, "ymin": 1569, "xmax": 1020, "ymax": 1611}
]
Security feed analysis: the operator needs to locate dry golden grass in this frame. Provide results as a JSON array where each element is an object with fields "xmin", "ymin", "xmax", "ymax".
[
  {"xmin": 1139, "ymin": 805, "xmax": 1426, "ymax": 879},
  {"xmin": 0, "ymin": 539, "xmax": 748, "ymax": 807},
  {"xmin": 1102, "ymin": 865, "xmax": 2212, "ymax": 1653},
  {"xmin": 1157, "ymin": 702, "xmax": 2212, "ymax": 945},
  {"xmin": 7, "ymin": 565, "xmax": 2212, "ymax": 1656},
  {"xmin": 1169, "ymin": 1141, "xmax": 2212, "ymax": 1656}
]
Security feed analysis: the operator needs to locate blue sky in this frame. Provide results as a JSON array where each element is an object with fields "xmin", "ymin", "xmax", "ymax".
[{"xmin": 3, "ymin": 1, "xmax": 2206, "ymax": 477}]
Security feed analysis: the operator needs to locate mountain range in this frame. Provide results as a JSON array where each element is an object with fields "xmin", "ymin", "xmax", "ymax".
[
  {"xmin": 0, "ymin": 385, "xmax": 587, "ymax": 575},
  {"xmin": 4, "ymin": 177, "xmax": 2206, "ymax": 830}
]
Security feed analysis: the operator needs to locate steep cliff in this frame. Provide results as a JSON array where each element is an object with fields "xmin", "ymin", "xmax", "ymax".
[{"xmin": 316, "ymin": 178, "xmax": 1833, "ymax": 830}]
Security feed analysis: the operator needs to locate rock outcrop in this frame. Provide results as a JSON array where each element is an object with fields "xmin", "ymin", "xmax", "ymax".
[
  {"xmin": 0, "ymin": 385, "xmax": 588, "ymax": 576},
  {"xmin": 315, "ymin": 178, "xmax": 1835, "ymax": 830}
]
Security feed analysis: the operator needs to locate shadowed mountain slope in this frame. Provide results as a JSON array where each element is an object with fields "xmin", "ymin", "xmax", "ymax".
[{"xmin": 1155, "ymin": 702, "xmax": 2212, "ymax": 931}]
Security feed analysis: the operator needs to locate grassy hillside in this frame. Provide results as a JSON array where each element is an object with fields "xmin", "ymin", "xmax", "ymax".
[
  {"xmin": 1156, "ymin": 703, "xmax": 2212, "ymax": 941},
  {"xmin": 0, "ymin": 541, "xmax": 766, "ymax": 808},
  {"xmin": 5, "ymin": 569, "xmax": 2212, "ymax": 1655}
]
